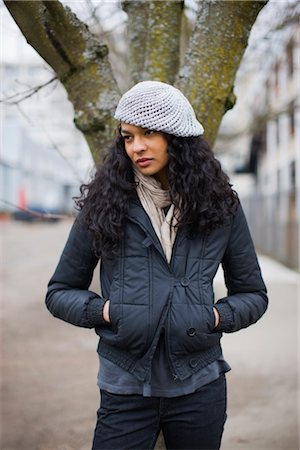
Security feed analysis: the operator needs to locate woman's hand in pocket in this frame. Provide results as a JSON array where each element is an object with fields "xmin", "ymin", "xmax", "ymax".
[
  {"xmin": 213, "ymin": 307, "xmax": 220, "ymax": 329},
  {"xmin": 103, "ymin": 300, "xmax": 110, "ymax": 323}
]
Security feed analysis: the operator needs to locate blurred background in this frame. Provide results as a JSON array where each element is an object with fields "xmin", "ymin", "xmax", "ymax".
[{"xmin": 1, "ymin": 1, "xmax": 299, "ymax": 449}]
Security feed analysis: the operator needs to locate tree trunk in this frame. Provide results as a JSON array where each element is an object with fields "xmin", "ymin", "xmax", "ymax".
[
  {"xmin": 144, "ymin": 1, "xmax": 183, "ymax": 84},
  {"xmin": 122, "ymin": 0, "xmax": 149, "ymax": 86},
  {"xmin": 4, "ymin": 0, "xmax": 120, "ymax": 162},
  {"xmin": 176, "ymin": 0, "xmax": 267, "ymax": 145},
  {"xmin": 4, "ymin": 0, "xmax": 268, "ymax": 159},
  {"xmin": 123, "ymin": 1, "xmax": 183, "ymax": 86}
]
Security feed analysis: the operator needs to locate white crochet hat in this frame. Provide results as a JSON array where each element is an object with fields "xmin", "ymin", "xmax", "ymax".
[{"xmin": 114, "ymin": 81, "xmax": 204, "ymax": 137}]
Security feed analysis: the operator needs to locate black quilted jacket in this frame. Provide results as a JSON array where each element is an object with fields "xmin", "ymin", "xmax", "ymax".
[{"xmin": 46, "ymin": 201, "xmax": 268, "ymax": 382}]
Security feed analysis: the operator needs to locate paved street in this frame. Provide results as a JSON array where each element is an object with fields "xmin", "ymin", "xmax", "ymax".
[{"xmin": 1, "ymin": 219, "xmax": 299, "ymax": 450}]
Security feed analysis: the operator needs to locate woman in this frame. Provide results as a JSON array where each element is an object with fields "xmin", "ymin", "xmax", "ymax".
[{"xmin": 46, "ymin": 81, "xmax": 268, "ymax": 450}]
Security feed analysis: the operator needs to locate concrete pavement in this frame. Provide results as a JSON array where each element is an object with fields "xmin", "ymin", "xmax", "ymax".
[
  {"xmin": 1, "ymin": 220, "xmax": 299, "ymax": 450},
  {"xmin": 215, "ymin": 256, "xmax": 299, "ymax": 450}
]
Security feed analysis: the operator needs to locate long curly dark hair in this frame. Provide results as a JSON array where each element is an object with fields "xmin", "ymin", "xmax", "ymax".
[{"xmin": 75, "ymin": 133, "xmax": 239, "ymax": 258}]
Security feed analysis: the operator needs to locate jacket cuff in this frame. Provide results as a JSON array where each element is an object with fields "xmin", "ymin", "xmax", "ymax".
[
  {"xmin": 85, "ymin": 296, "xmax": 107, "ymax": 327},
  {"xmin": 214, "ymin": 302, "xmax": 234, "ymax": 333}
]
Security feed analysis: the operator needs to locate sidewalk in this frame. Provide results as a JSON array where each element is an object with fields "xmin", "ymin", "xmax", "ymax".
[
  {"xmin": 1, "ymin": 220, "xmax": 299, "ymax": 450},
  {"xmin": 215, "ymin": 255, "xmax": 299, "ymax": 450}
]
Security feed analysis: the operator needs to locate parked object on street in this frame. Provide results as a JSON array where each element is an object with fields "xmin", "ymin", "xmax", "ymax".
[{"xmin": 12, "ymin": 205, "xmax": 62, "ymax": 223}]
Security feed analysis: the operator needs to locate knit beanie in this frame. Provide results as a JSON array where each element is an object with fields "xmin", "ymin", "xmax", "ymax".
[{"xmin": 114, "ymin": 81, "xmax": 204, "ymax": 137}]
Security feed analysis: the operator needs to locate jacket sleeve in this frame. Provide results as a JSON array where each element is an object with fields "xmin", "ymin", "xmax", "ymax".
[
  {"xmin": 45, "ymin": 217, "xmax": 107, "ymax": 329},
  {"xmin": 214, "ymin": 204, "xmax": 268, "ymax": 333}
]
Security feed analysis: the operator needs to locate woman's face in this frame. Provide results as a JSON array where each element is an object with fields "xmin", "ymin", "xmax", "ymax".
[{"xmin": 120, "ymin": 122, "xmax": 169, "ymax": 189}]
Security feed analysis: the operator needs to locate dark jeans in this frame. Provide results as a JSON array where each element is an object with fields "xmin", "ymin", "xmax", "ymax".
[{"xmin": 92, "ymin": 374, "xmax": 227, "ymax": 450}]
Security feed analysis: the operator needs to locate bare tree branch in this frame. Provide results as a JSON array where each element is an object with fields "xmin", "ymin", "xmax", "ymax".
[
  {"xmin": 0, "ymin": 76, "xmax": 57, "ymax": 105},
  {"xmin": 11, "ymin": 102, "xmax": 86, "ymax": 185}
]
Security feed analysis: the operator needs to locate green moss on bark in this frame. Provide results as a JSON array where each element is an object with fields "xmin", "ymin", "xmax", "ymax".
[
  {"xmin": 122, "ymin": 1, "xmax": 149, "ymax": 86},
  {"xmin": 145, "ymin": 1, "xmax": 183, "ymax": 84},
  {"xmin": 5, "ymin": 0, "xmax": 268, "ymax": 160},
  {"xmin": 177, "ymin": 0, "xmax": 267, "ymax": 146},
  {"xmin": 5, "ymin": 0, "xmax": 120, "ymax": 162}
]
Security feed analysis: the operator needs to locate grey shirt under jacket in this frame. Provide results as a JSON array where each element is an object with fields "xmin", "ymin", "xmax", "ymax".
[
  {"xmin": 46, "ymin": 200, "xmax": 268, "ymax": 384},
  {"xmin": 99, "ymin": 344, "xmax": 231, "ymax": 397}
]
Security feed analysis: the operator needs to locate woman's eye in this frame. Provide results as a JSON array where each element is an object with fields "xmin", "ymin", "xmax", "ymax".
[
  {"xmin": 145, "ymin": 130, "xmax": 155, "ymax": 136},
  {"xmin": 123, "ymin": 135, "xmax": 132, "ymax": 141}
]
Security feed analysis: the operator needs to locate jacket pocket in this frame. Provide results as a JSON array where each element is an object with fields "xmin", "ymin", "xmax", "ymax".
[
  {"xmin": 112, "ymin": 304, "xmax": 150, "ymax": 356},
  {"xmin": 96, "ymin": 276, "xmax": 122, "ymax": 344},
  {"xmin": 96, "ymin": 301, "xmax": 121, "ymax": 346},
  {"xmin": 168, "ymin": 303, "xmax": 222, "ymax": 355},
  {"xmin": 107, "ymin": 301, "xmax": 120, "ymax": 334},
  {"xmin": 98, "ymin": 303, "xmax": 151, "ymax": 357},
  {"xmin": 206, "ymin": 304, "xmax": 217, "ymax": 332}
]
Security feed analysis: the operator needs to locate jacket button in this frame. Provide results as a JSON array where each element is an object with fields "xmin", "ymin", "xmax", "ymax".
[
  {"xmin": 189, "ymin": 359, "xmax": 198, "ymax": 368},
  {"xmin": 181, "ymin": 277, "xmax": 190, "ymax": 286},
  {"xmin": 187, "ymin": 327, "xmax": 196, "ymax": 337}
]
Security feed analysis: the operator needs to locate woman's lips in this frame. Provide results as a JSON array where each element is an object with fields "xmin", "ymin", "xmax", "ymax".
[{"xmin": 136, "ymin": 158, "xmax": 153, "ymax": 168}]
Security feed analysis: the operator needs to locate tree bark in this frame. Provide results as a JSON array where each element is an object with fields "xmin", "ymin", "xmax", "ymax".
[
  {"xmin": 122, "ymin": 0, "xmax": 149, "ymax": 87},
  {"xmin": 4, "ymin": 0, "xmax": 268, "ymax": 158},
  {"xmin": 4, "ymin": 0, "xmax": 120, "ymax": 162},
  {"xmin": 123, "ymin": 1, "xmax": 183, "ymax": 86},
  {"xmin": 144, "ymin": 1, "xmax": 183, "ymax": 84},
  {"xmin": 176, "ymin": 0, "xmax": 267, "ymax": 146}
]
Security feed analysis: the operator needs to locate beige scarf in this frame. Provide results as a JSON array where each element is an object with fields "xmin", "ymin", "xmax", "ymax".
[{"xmin": 134, "ymin": 168, "xmax": 178, "ymax": 263}]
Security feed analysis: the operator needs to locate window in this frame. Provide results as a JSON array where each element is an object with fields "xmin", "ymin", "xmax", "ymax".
[{"xmin": 287, "ymin": 39, "xmax": 294, "ymax": 78}]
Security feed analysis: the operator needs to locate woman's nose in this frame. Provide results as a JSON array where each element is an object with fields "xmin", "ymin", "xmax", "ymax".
[{"xmin": 132, "ymin": 136, "xmax": 146, "ymax": 152}]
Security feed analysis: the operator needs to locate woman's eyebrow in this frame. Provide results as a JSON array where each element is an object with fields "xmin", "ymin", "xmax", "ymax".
[{"xmin": 120, "ymin": 128, "xmax": 133, "ymax": 135}]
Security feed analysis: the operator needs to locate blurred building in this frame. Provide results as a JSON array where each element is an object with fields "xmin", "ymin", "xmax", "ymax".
[
  {"xmin": 218, "ymin": 21, "xmax": 299, "ymax": 270},
  {"xmin": 1, "ymin": 113, "xmax": 78, "ymax": 215},
  {"xmin": 247, "ymin": 26, "xmax": 299, "ymax": 270}
]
